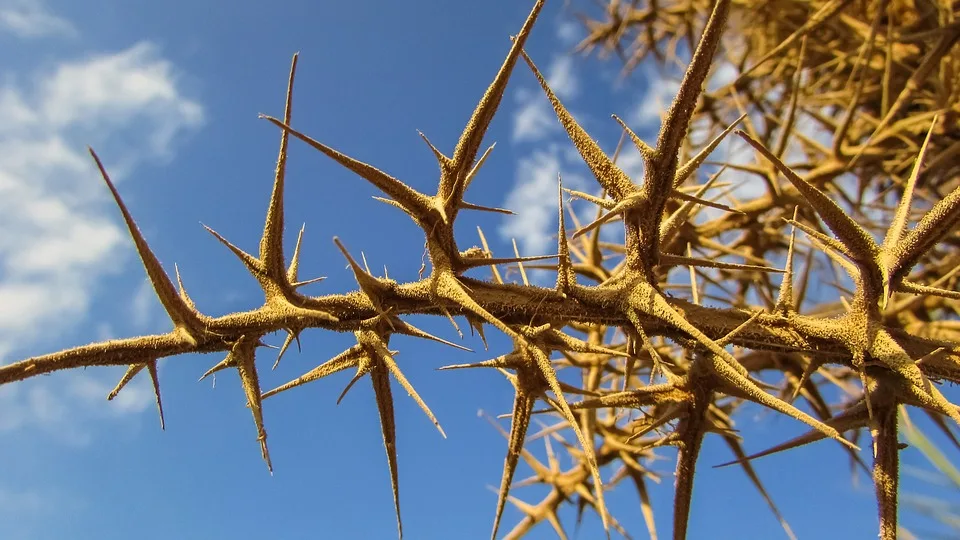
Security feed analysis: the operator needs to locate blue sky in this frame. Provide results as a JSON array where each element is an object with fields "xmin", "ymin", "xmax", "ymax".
[{"xmin": 0, "ymin": 0, "xmax": 956, "ymax": 539}]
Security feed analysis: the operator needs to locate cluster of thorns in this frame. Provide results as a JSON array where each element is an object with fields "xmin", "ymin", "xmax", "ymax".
[{"xmin": 3, "ymin": 0, "xmax": 960, "ymax": 538}]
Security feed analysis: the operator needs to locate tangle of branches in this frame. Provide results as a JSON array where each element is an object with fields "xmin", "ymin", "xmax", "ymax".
[{"xmin": 4, "ymin": 0, "xmax": 960, "ymax": 538}]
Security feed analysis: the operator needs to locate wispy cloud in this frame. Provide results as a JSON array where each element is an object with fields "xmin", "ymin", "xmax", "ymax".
[
  {"xmin": 500, "ymin": 147, "xmax": 563, "ymax": 255},
  {"xmin": 38, "ymin": 42, "xmax": 204, "ymax": 157},
  {"xmin": 511, "ymin": 54, "xmax": 580, "ymax": 142},
  {"xmin": 555, "ymin": 19, "xmax": 582, "ymax": 45},
  {"xmin": 0, "ymin": 41, "xmax": 203, "ymax": 360},
  {"xmin": 129, "ymin": 277, "xmax": 162, "ymax": 330},
  {"xmin": 546, "ymin": 55, "xmax": 579, "ymax": 99},
  {"xmin": 0, "ymin": 487, "xmax": 44, "ymax": 515},
  {"xmin": 512, "ymin": 87, "xmax": 560, "ymax": 143},
  {"xmin": 500, "ymin": 145, "xmax": 588, "ymax": 257},
  {"xmin": 0, "ymin": 372, "xmax": 155, "ymax": 444},
  {"xmin": 629, "ymin": 75, "xmax": 680, "ymax": 130},
  {"xmin": 505, "ymin": 42, "xmax": 594, "ymax": 278},
  {"xmin": 0, "ymin": 0, "xmax": 75, "ymax": 38},
  {"xmin": 0, "ymin": 4, "xmax": 202, "ymax": 440},
  {"xmin": 708, "ymin": 61, "xmax": 738, "ymax": 92},
  {"xmin": 0, "ymin": 485, "xmax": 86, "ymax": 540},
  {"xmin": 639, "ymin": 59, "xmax": 838, "ymax": 223}
]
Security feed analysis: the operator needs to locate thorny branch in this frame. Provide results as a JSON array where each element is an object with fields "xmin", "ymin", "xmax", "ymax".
[{"xmin": 4, "ymin": 0, "xmax": 960, "ymax": 538}]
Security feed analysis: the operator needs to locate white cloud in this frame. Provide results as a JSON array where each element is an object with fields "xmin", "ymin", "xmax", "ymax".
[
  {"xmin": 0, "ymin": 360, "xmax": 155, "ymax": 445},
  {"xmin": 511, "ymin": 54, "xmax": 580, "ymax": 143},
  {"xmin": 630, "ymin": 76, "xmax": 680, "ymax": 130},
  {"xmin": 623, "ymin": 58, "xmax": 776, "ymax": 209},
  {"xmin": 669, "ymin": 113, "xmax": 770, "ymax": 224},
  {"xmin": 0, "ymin": 0, "xmax": 75, "ymax": 38},
  {"xmin": 626, "ymin": 57, "xmax": 744, "ymax": 139},
  {"xmin": 39, "ymin": 43, "xmax": 204, "ymax": 155},
  {"xmin": 616, "ymin": 143, "xmax": 645, "ymax": 183},
  {"xmin": 129, "ymin": 278, "xmax": 160, "ymax": 330},
  {"xmin": 0, "ymin": 44, "xmax": 202, "ymax": 357},
  {"xmin": 656, "ymin": 62, "xmax": 846, "ymax": 228},
  {"xmin": 0, "ymin": 484, "xmax": 85, "ymax": 540},
  {"xmin": 0, "ymin": 5, "xmax": 202, "ymax": 441},
  {"xmin": 506, "ymin": 48, "xmax": 608, "ymax": 281},
  {"xmin": 547, "ymin": 55, "xmax": 579, "ymax": 100},
  {"xmin": 512, "ymin": 87, "xmax": 560, "ymax": 142},
  {"xmin": 556, "ymin": 20, "xmax": 581, "ymax": 45},
  {"xmin": 707, "ymin": 61, "xmax": 738, "ymax": 92},
  {"xmin": 500, "ymin": 145, "xmax": 588, "ymax": 257},
  {"xmin": 67, "ymin": 373, "xmax": 154, "ymax": 416},
  {"xmin": 0, "ymin": 487, "xmax": 44, "ymax": 514}
]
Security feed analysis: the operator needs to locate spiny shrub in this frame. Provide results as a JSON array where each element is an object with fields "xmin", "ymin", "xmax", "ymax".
[{"xmin": 3, "ymin": 0, "xmax": 960, "ymax": 538}]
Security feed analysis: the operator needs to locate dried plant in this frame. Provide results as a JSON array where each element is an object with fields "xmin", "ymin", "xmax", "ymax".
[{"xmin": 4, "ymin": 0, "xmax": 960, "ymax": 538}]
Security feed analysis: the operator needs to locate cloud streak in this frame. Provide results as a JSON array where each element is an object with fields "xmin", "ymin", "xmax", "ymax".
[
  {"xmin": 0, "ymin": 0, "xmax": 76, "ymax": 38},
  {"xmin": 0, "ymin": 2, "xmax": 202, "ymax": 440},
  {"xmin": 504, "ymin": 43, "xmax": 594, "ymax": 269},
  {"xmin": 511, "ymin": 54, "xmax": 581, "ymax": 143},
  {"xmin": 499, "ymin": 146, "xmax": 588, "ymax": 256},
  {"xmin": 0, "ymin": 42, "xmax": 203, "ymax": 360}
]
